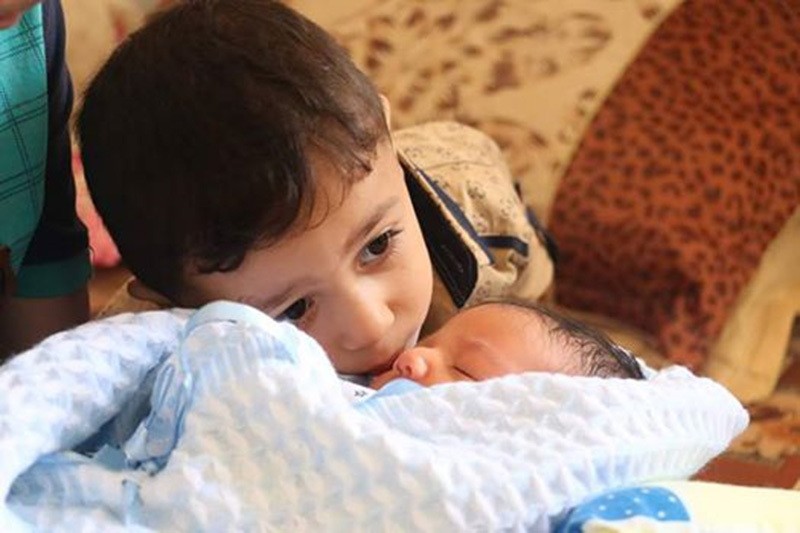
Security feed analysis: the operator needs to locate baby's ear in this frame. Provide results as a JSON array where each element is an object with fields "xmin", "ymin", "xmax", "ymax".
[
  {"xmin": 379, "ymin": 94, "xmax": 392, "ymax": 130},
  {"xmin": 127, "ymin": 278, "xmax": 172, "ymax": 306}
]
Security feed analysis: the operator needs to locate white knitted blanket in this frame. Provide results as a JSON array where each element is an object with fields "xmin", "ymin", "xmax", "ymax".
[{"xmin": 0, "ymin": 303, "xmax": 748, "ymax": 532}]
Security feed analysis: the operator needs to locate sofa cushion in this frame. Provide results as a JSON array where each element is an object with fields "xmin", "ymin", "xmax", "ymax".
[{"xmin": 549, "ymin": 0, "xmax": 800, "ymax": 375}]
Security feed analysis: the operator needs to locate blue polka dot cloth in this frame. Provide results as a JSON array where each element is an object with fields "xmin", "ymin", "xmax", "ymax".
[{"xmin": 555, "ymin": 486, "xmax": 690, "ymax": 532}]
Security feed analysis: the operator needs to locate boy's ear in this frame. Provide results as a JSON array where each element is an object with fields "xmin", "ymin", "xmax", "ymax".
[
  {"xmin": 127, "ymin": 278, "xmax": 172, "ymax": 306},
  {"xmin": 380, "ymin": 94, "xmax": 392, "ymax": 130}
]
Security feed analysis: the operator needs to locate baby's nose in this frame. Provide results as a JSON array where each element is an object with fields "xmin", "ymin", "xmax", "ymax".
[{"xmin": 393, "ymin": 347, "xmax": 429, "ymax": 382}]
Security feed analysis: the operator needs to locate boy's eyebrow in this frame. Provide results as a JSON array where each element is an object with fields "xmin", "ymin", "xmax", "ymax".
[
  {"xmin": 239, "ymin": 290, "xmax": 294, "ymax": 313},
  {"xmin": 241, "ymin": 195, "xmax": 400, "ymax": 312},
  {"xmin": 343, "ymin": 195, "xmax": 400, "ymax": 253}
]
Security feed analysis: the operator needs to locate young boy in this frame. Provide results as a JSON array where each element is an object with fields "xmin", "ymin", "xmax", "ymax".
[{"xmin": 76, "ymin": 0, "xmax": 556, "ymax": 378}]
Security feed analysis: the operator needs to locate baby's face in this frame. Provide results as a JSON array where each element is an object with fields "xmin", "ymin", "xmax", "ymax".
[
  {"xmin": 370, "ymin": 303, "xmax": 581, "ymax": 389},
  {"xmin": 188, "ymin": 139, "xmax": 434, "ymax": 376}
]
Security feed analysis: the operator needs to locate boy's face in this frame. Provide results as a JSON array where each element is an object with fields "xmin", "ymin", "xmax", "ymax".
[
  {"xmin": 188, "ymin": 139, "xmax": 434, "ymax": 375},
  {"xmin": 370, "ymin": 303, "xmax": 581, "ymax": 388}
]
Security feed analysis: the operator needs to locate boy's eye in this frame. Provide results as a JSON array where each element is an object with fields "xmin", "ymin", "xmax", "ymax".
[
  {"xmin": 360, "ymin": 229, "xmax": 400, "ymax": 264},
  {"xmin": 368, "ymin": 233, "xmax": 390, "ymax": 255},
  {"xmin": 279, "ymin": 298, "xmax": 309, "ymax": 321}
]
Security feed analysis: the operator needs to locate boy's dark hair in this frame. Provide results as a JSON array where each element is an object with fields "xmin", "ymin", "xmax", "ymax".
[
  {"xmin": 77, "ymin": 0, "xmax": 388, "ymax": 301},
  {"xmin": 486, "ymin": 300, "xmax": 645, "ymax": 379}
]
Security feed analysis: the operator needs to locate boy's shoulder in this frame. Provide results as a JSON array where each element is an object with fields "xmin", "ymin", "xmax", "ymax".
[
  {"xmin": 395, "ymin": 121, "xmax": 555, "ymax": 330},
  {"xmin": 393, "ymin": 121, "xmax": 519, "ymax": 237},
  {"xmin": 393, "ymin": 121, "xmax": 508, "ymax": 172}
]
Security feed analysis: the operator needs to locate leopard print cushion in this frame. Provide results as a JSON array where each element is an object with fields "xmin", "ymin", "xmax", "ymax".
[{"xmin": 550, "ymin": 0, "xmax": 800, "ymax": 369}]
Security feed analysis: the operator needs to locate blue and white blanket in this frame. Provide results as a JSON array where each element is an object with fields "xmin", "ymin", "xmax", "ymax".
[{"xmin": 0, "ymin": 302, "xmax": 748, "ymax": 531}]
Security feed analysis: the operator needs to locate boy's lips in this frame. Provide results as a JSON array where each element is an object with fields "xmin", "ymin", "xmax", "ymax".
[
  {"xmin": 367, "ymin": 337, "xmax": 416, "ymax": 376},
  {"xmin": 364, "ymin": 326, "xmax": 421, "ymax": 377},
  {"xmin": 367, "ymin": 348, "xmax": 408, "ymax": 389},
  {"xmin": 367, "ymin": 351, "xmax": 401, "ymax": 375}
]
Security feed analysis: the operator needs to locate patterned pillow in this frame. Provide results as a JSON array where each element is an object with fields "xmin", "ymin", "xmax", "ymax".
[{"xmin": 549, "ymin": 0, "xmax": 800, "ymax": 380}]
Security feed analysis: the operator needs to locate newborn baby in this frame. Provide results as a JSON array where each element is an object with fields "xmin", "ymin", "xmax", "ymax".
[{"xmin": 369, "ymin": 300, "xmax": 644, "ymax": 390}]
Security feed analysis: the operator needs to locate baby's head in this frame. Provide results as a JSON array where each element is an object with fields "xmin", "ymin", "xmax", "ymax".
[
  {"xmin": 370, "ymin": 300, "xmax": 644, "ymax": 388},
  {"xmin": 78, "ymin": 0, "xmax": 433, "ymax": 375}
]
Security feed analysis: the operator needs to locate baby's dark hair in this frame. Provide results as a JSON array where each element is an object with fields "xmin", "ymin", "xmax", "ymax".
[
  {"xmin": 485, "ymin": 299, "xmax": 645, "ymax": 379},
  {"xmin": 77, "ymin": 0, "xmax": 388, "ymax": 301}
]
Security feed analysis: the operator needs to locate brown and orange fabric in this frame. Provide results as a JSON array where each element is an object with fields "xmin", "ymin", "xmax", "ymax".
[{"xmin": 549, "ymin": 0, "xmax": 800, "ymax": 395}]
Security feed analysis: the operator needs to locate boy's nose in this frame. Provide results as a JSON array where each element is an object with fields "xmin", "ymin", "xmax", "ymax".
[
  {"xmin": 394, "ymin": 347, "xmax": 429, "ymax": 381},
  {"xmin": 338, "ymin": 287, "xmax": 393, "ymax": 352}
]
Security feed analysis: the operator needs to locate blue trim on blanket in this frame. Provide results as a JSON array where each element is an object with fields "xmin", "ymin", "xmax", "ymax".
[{"xmin": 554, "ymin": 486, "xmax": 690, "ymax": 532}]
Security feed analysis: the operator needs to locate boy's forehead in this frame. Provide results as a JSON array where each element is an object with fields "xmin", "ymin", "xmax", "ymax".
[
  {"xmin": 301, "ymin": 138, "xmax": 399, "ymax": 226},
  {"xmin": 183, "ymin": 138, "xmax": 409, "ymax": 303}
]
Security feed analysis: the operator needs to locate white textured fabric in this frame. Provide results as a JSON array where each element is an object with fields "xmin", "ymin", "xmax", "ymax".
[
  {"xmin": 0, "ymin": 310, "xmax": 189, "ymax": 531},
  {"xmin": 1, "ymin": 304, "xmax": 748, "ymax": 531}
]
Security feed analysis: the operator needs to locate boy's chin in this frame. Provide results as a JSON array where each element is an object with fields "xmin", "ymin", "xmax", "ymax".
[{"xmin": 127, "ymin": 279, "xmax": 173, "ymax": 306}]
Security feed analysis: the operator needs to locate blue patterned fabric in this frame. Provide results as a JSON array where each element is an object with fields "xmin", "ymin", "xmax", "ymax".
[
  {"xmin": 555, "ymin": 486, "xmax": 691, "ymax": 532},
  {"xmin": 0, "ymin": 303, "xmax": 748, "ymax": 531}
]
